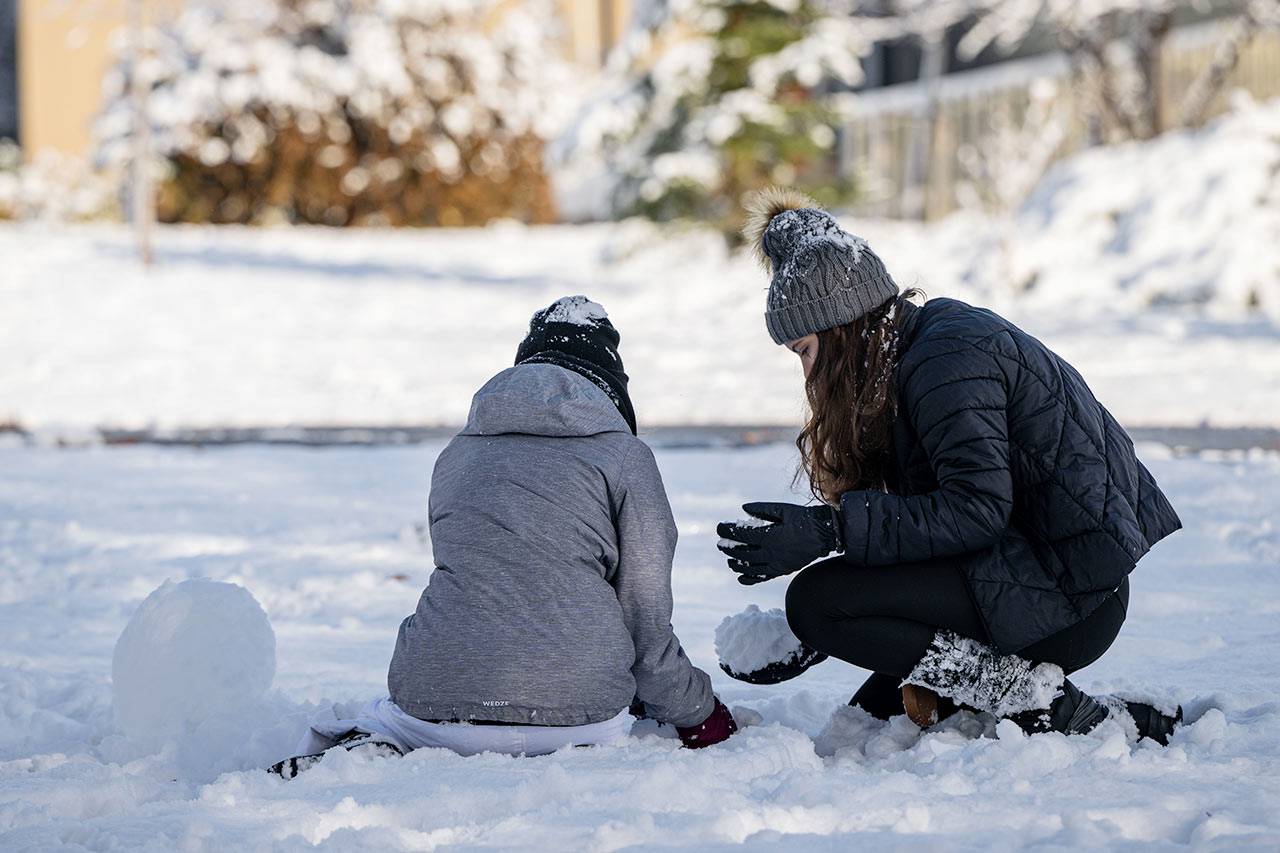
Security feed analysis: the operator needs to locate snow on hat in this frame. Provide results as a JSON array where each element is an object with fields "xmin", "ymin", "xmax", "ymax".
[
  {"xmin": 515, "ymin": 296, "xmax": 638, "ymax": 434},
  {"xmin": 743, "ymin": 187, "xmax": 899, "ymax": 345}
]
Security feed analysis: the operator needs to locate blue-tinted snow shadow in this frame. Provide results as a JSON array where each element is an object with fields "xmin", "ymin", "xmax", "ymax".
[
  {"xmin": 91, "ymin": 240, "xmax": 565, "ymax": 289},
  {"xmin": 1040, "ymin": 310, "xmax": 1280, "ymax": 342}
]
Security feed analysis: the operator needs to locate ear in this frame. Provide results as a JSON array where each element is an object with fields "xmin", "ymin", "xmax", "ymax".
[{"xmin": 742, "ymin": 186, "xmax": 820, "ymax": 272}]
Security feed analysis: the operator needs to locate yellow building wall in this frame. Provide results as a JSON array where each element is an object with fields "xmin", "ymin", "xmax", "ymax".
[
  {"xmin": 19, "ymin": 0, "xmax": 182, "ymax": 157},
  {"xmin": 17, "ymin": 0, "xmax": 632, "ymax": 157},
  {"xmin": 558, "ymin": 0, "xmax": 633, "ymax": 67},
  {"xmin": 18, "ymin": 0, "xmax": 121, "ymax": 157}
]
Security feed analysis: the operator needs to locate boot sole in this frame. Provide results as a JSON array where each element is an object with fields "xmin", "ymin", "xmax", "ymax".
[{"xmin": 267, "ymin": 734, "xmax": 404, "ymax": 779}]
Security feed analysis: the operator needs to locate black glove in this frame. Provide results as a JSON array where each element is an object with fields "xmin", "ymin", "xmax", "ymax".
[
  {"xmin": 719, "ymin": 644, "xmax": 829, "ymax": 684},
  {"xmin": 716, "ymin": 502, "xmax": 844, "ymax": 585}
]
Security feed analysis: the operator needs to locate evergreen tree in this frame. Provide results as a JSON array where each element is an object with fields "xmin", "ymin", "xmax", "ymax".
[{"xmin": 555, "ymin": 0, "xmax": 895, "ymax": 230}]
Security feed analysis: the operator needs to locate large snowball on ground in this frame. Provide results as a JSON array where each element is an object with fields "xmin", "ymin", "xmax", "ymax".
[{"xmin": 112, "ymin": 579, "xmax": 276, "ymax": 750}]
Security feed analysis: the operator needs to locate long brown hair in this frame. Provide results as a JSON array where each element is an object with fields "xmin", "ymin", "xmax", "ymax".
[{"xmin": 797, "ymin": 288, "xmax": 923, "ymax": 504}]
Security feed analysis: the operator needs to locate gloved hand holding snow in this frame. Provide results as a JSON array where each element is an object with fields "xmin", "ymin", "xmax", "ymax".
[
  {"xmin": 717, "ymin": 502, "xmax": 843, "ymax": 586},
  {"xmin": 112, "ymin": 579, "xmax": 277, "ymax": 752},
  {"xmin": 714, "ymin": 604, "xmax": 828, "ymax": 685}
]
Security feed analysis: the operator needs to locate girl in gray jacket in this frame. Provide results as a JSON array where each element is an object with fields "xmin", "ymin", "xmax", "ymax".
[{"xmin": 272, "ymin": 297, "xmax": 734, "ymax": 777}]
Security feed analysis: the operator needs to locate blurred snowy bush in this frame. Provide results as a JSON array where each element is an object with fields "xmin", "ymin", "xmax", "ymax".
[
  {"xmin": 94, "ymin": 0, "xmax": 577, "ymax": 226},
  {"xmin": 0, "ymin": 140, "xmax": 120, "ymax": 222},
  {"xmin": 552, "ymin": 0, "xmax": 900, "ymax": 228}
]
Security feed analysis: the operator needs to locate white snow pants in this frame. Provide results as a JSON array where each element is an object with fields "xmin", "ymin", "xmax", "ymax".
[{"xmin": 298, "ymin": 697, "xmax": 633, "ymax": 758}]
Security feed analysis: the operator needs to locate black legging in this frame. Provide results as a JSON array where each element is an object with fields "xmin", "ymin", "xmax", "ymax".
[{"xmin": 785, "ymin": 557, "xmax": 1129, "ymax": 720}]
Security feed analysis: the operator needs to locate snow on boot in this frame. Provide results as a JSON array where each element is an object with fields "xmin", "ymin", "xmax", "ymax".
[
  {"xmin": 903, "ymin": 630, "xmax": 1065, "ymax": 717},
  {"xmin": 268, "ymin": 729, "xmax": 405, "ymax": 780},
  {"xmin": 1097, "ymin": 696, "xmax": 1184, "ymax": 745},
  {"xmin": 1007, "ymin": 678, "xmax": 1109, "ymax": 736}
]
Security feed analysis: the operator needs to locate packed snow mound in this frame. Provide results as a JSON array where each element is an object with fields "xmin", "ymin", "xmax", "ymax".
[
  {"xmin": 112, "ymin": 579, "xmax": 276, "ymax": 751},
  {"xmin": 715, "ymin": 605, "xmax": 804, "ymax": 674},
  {"xmin": 1009, "ymin": 93, "xmax": 1280, "ymax": 320}
]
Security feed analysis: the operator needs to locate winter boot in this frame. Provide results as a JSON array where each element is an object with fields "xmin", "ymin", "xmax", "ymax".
[
  {"xmin": 268, "ymin": 729, "xmax": 405, "ymax": 780},
  {"xmin": 1131, "ymin": 701, "xmax": 1177, "ymax": 742},
  {"xmin": 1007, "ymin": 678, "xmax": 1109, "ymax": 736},
  {"xmin": 892, "ymin": 685, "xmax": 967, "ymax": 728},
  {"xmin": 901, "ymin": 684, "xmax": 941, "ymax": 728},
  {"xmin": 903, "ymin": 630, "xmax": 1066, "ymax": 719},
  {"xmin": 1121, "ymin": 700, "xmax": 1183, "ymax": 745}
]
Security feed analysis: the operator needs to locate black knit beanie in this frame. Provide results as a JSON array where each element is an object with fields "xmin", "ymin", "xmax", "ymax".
[{"xmin": 515, "ymin": 296, "xmax": 638, "ymax": 435}]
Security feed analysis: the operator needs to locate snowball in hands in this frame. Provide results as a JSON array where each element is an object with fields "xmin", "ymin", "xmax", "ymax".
[
  {"xmin": 112, "ymin": 579, "xmax": 276, "ymax": 749},
  {"xmin": 714, "ymin": 605, "xmax": 806, "ymax": 675}
]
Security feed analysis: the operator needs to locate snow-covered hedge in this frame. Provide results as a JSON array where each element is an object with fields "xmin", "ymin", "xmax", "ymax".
[{"xmin": 95, "ymin": 0, "xmax": 574, "ymax": 226}]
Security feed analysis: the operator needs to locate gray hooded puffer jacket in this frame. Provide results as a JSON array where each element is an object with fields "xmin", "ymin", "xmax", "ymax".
[{"xmin": 387, "ymin": 363, "xmax": 714, "ymax": 728}]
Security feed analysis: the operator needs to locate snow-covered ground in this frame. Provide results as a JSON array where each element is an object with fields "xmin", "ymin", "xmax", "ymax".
[
  {"xmin": 4, "ymin": 218, "xmax": 1275, "ymax": 434},
  {"xmin": 1, "ymin": 439, "xmax": 1278, "ymax": 849},
  {"xmin": 2, "ymin": 87, "xmax": 1279, "ymax": 851},
  {"xmin": 5, "ymin": 99, "xmax": 1280, "ymax": 434}
]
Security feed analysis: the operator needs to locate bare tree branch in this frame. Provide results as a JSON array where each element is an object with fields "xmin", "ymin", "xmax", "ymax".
[
  {"xmin": 1061, "ymin": 26, "xmax": 1140, "ymax": 142},
  {"xmin": 1180, "ymin": 9, "xmax": 1262, "ymax": 129}
]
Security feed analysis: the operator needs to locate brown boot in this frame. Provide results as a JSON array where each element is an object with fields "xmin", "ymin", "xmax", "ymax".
[{"xmin": 901, "ymin": 684, "xmax": 941, "ymax": 728}]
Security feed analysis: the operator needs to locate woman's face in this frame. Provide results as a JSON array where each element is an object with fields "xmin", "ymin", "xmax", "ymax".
[{"xmin": 788, "ymin": 334, "xmax": 819, "ymax": 379}]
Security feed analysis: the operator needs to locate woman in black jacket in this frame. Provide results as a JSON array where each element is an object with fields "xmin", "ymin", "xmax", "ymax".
[{"xmin": 718, "ymin": 189, "xmax": 1183, "ymax": 740}]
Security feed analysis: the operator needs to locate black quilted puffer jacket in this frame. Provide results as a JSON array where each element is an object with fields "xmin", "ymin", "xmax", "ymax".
[{"xmin": 838, "ymin": 298, "xmax": 1181, "ymax": 652}]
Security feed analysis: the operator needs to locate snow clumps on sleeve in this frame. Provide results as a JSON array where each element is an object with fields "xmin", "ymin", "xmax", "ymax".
[{"xmin": 903, "ymin": 630, "xmax": 1064, "ymax": 717}]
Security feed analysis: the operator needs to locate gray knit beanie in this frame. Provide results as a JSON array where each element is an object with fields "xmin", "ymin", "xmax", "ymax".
[{"xmin": 743, "ymin": 188, "xmax": 899, "ymax": 345}]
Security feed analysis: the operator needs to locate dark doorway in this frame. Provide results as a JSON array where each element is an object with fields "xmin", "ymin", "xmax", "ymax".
[{"xmin": 0, "ymin": 0, "xmax": 16, "ymax": 143}]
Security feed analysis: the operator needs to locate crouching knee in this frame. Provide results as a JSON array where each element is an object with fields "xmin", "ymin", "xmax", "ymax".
[{"xmin": 785, "ymin": 561, "xmax": 842, "ymax": 650}]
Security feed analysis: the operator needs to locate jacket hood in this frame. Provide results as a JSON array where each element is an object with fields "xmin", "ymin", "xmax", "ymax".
[{"xmin": 460, "ymin": 363, "xmax": 632, "ymax": 438}]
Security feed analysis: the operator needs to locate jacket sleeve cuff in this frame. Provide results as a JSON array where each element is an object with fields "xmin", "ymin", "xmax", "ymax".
[
  {"xmin": 837, "ymin": 491, "xmax": 869, "ymax": 563},
  {"xmin": 827, "ymin": 504, "xmax": 846, "ymax": 553}
]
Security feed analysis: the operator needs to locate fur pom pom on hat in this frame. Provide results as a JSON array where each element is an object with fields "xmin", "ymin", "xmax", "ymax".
[{"xmin": 742, "ymin": 187, "xmax": 899, "ymax": 345}]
